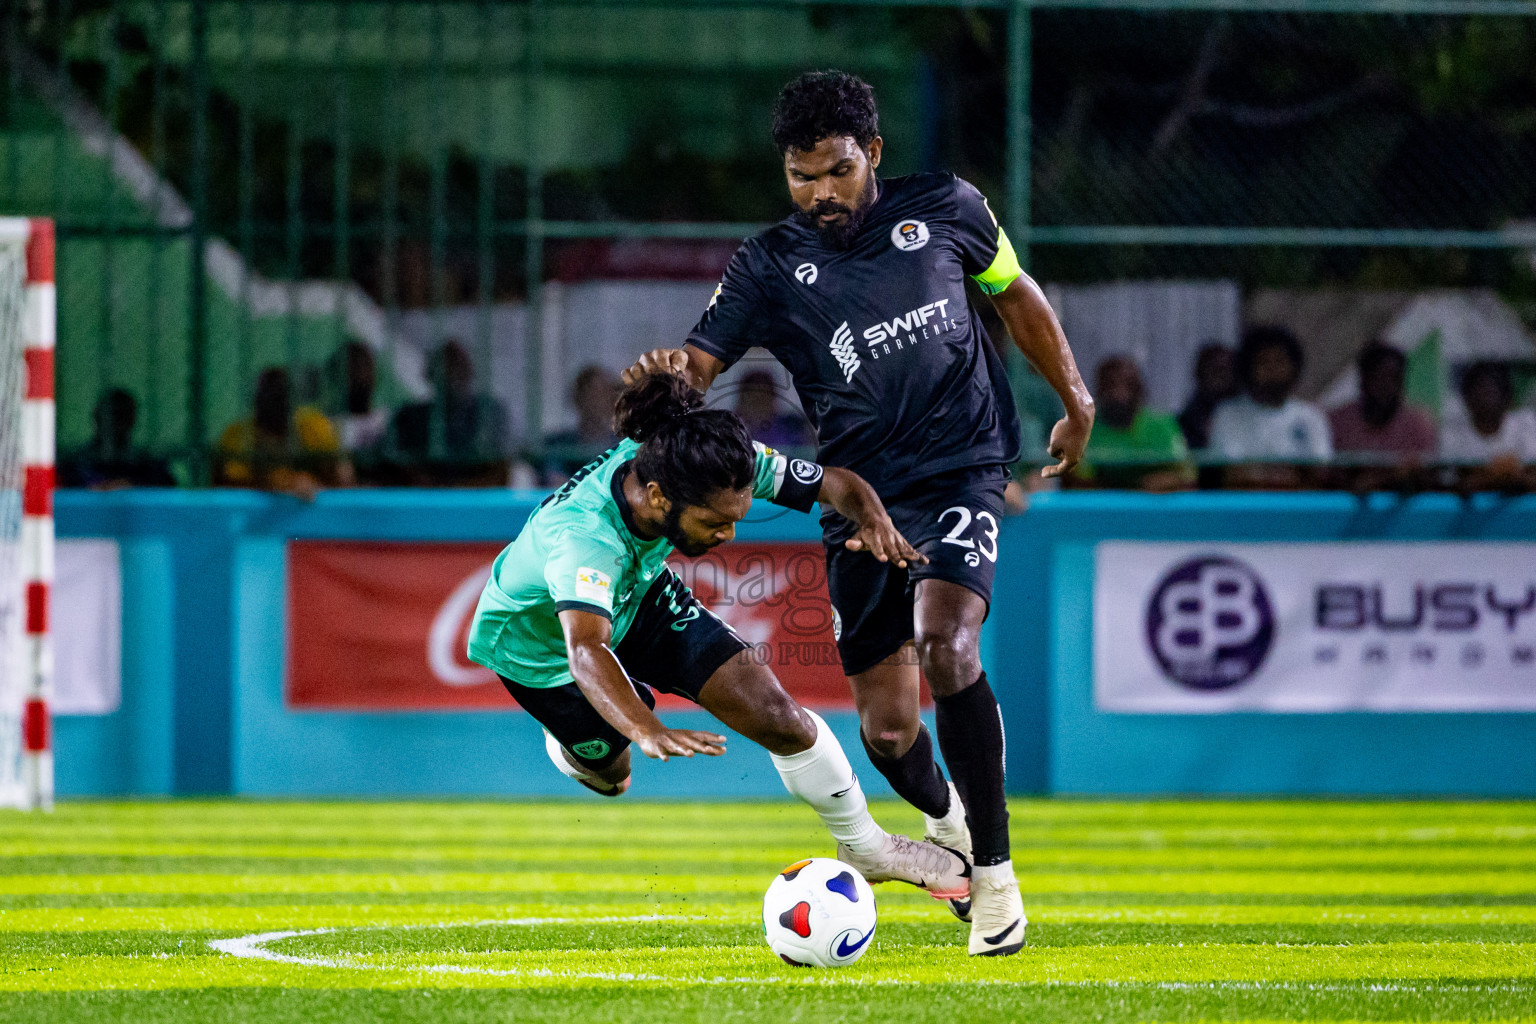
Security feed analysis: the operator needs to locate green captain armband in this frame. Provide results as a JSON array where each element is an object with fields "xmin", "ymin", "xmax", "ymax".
[{"xmin": 971, "ymin": 227, "xmax": 1024, "ymax": 295}]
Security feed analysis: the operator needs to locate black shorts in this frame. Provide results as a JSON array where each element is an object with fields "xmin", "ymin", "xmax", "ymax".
[
  {"xmin": 822, "ymin": 464, "xmax": 1008, "ymax": 676},
  {"xmin": 499, "ymin": 567, "xmax": 748, "ymax": 771}
]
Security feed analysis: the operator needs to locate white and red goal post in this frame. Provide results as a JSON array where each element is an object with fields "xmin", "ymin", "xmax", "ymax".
[{"xmin": 0, "ymin": 217, "xmax": 54, "ymax": 811}]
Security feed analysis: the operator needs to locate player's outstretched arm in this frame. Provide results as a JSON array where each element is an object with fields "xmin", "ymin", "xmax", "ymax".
[
  {"xmin": 990, "ymin": 275, "xmax": 1096, "ymax": 478},
  {"xmin": 559, "ymin": 609, "xmax": 727, "ymax": 761},
  {"xmin": 817, "ymin": 467, "xmax": 928, "ymax": 569},
  {"xmin": 620, "ymin": 344, "xmax": 725, "ymax": 392}
]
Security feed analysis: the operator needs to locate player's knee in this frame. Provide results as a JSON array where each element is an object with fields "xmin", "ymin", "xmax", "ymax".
[
  {"xmin": 594, "ymin": 748, "xmax": 632, "ymax": 786},
  {"xmin": 915, "ymin": 627, "xmax": 980, "ymax": 695},
  {"xmin": 862, "ymin": 723, "xmax": 918, "ymax": 761},
  {"xmin": 755, "ymin": 695, "xmax": 815, "ymax": 756}
]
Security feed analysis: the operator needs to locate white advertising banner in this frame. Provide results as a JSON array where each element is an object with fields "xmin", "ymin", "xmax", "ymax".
[
  {"xmin": 1094, "ymin": 542, "xmax": 1536, "ymax": 713},
  {"xmin": 54, "ymin": 539, "xmax": 121, "ymax": 716}
]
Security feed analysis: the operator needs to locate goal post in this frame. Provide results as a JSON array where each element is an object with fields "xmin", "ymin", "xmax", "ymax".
[{"xmin": 0, "ymin": 217, "xmax": 54, "ymax": 812}]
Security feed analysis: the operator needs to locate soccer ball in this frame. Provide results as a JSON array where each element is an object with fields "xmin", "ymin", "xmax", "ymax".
[{"xmin": 761, "ymin": 857, "xmax": 877, "ymax": 968}]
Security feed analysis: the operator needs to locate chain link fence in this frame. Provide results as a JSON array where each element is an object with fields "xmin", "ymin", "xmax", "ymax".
[{"xmin": 1, "ymin": 0, "xmax": 1533, "ymax": 484}]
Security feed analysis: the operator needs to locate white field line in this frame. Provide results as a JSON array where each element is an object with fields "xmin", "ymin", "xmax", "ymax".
[
  {"xmin": 208, "ymin": 919, "xmax": 1536, "ymax": 991},
  {"xmin": 210, "ymin": 916, "xmax": 688, "ymax": 983}
]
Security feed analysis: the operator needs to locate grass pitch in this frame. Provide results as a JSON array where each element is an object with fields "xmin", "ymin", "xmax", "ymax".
[{"xmin": 0, "ymin": 799, "xmax": 1532, "ymax": 1022}]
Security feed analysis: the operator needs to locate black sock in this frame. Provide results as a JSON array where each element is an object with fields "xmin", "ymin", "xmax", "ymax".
[
  {"xmin": 934, "ymin": 673, "xmax": 1010, "ymax": 866},
  {"xmin": 860, "ymin": 724, "xmax": 951, "ymax": 820}
]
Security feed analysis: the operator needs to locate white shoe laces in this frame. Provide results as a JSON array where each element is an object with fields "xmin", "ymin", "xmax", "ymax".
[{"xmin": 882, "ymin": 833, "xmax": 961, "ymax": 883}]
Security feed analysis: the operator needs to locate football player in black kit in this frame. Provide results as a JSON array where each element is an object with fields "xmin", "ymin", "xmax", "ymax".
[{"xmin": 624, "ymin": 72, "xmax": 1093, "ymax": 956}]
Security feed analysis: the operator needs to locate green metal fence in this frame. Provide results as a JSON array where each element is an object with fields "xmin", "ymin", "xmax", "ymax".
[{"xmin": 2, "ymin": 0, "xmax": 1534, "ymax": 480}]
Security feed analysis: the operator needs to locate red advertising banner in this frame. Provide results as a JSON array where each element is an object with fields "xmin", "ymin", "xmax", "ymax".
[{"xmin": 287, "ymin": 541, "xmax": 857, "ymax": 710}]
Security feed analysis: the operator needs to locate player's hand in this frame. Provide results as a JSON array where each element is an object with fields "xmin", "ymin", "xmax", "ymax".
[
  {"xmin": 636, "ymin": 727, "xmax": 728, "ymax": 761},
  {"xmin": 621, "ymin": 348, "xmax": 691, "ymax": 387},
  {"xmin": 845, "ymin": 517, "xmax": 928, "ymax": 569},
  {"xmin": 1042, "ymin": 413, "xmax": 1093, "ymax": 478}
]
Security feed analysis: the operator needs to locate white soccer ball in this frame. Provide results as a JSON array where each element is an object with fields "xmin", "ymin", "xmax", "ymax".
[{"xmin": 761, "ymin": 857, "xmax": 877, "ymax": 968}]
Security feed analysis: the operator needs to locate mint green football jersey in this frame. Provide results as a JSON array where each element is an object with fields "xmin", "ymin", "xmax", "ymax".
[{"xmin": 466, "ymin": 437, "xmax": 820, "ymax": 688}]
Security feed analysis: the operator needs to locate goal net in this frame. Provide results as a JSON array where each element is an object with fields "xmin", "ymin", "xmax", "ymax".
[{"xmin": 0, "ymin": 218, "xmax": 53, "ymax": 811}]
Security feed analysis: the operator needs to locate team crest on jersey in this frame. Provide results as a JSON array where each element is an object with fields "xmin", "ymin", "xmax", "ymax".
[
  {"xmin": 890, "ymin": 220, "xmax": 930, "ymax": 252},
  {"xmin": 795, "ymin": 262, "xmax": 818, "ymax": 285}
]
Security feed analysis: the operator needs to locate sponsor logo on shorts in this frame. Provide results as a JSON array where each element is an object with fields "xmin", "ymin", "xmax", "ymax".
[
  {"xmin": 890, "ymin": 219, "xmax": 930, "ymax": 252},
  {"xmin": 572, "ymin": 739, "xmax": 611, "ymax": 760}
]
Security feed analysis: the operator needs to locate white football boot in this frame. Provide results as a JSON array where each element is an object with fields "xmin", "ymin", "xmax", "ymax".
[
  {"xmin": 967, "ymin": 863, "xmax": 1027, "ymax": 956},
  {"xmin": 923, "ymin": 782, "xmax": 974, "ymax": 922},
  {"xmin": 543, "ymin": 729, "xmax": 629, "ymax": 797},
  {"xmin": 836, "ymin": 834, "xmax": 970, "ymax": 901}
]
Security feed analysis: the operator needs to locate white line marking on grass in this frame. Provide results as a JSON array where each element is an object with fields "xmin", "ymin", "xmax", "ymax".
[
  {"xmin": 210, "ymin": 916, "xmax": 688, "ymax": 983},
  {"xmin": 209, "ymin": 919, "xmax": 1536, "ymax": 991}
]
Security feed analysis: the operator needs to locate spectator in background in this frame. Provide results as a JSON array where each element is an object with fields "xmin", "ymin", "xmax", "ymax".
[
  {"xmin": 1440, "ymin": 362, "xmax": 1536, "ymax": 488},
  {"xmin": 216, "ymin": 366, "xmax": 348, "ymax": 497},
  {"xmin": 542, "ymin": 364, "xmax": 621, "ymax": 483},
  {"xmin": 733, "ymin": 369, "xmax": 812, "ymax": 449},
  {"xmin": 1177, "ymin": 343, "xmax": 1238, "ymax": 451},
  {"xmin": 1073, "ymin": 357, "xmax": 1193, "ymax": 491},
  {"xmin": 60, "ymin": 388, "xmax": 175, "ymax": 489},
  {"xmin": 1328, "ymin": 342, "xmax": 1437, "ymax": 461},
  {"xmin": 1209, "ymin": 326, "xmax": 1332, "ymax": 488},
  {"xmin": 386, "ymin": 339, "xmax": 510, "ymax": 486},
  {"xmin": 327, "ymin": 342, "xmax": 389, "ymax": 456}
]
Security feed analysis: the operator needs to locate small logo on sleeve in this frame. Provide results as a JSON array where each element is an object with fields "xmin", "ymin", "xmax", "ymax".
[
  {"xmin": 575, "ymin": 567, "xmax": 613, "ymax": 604},
  {"xmin": 790, "ymin": 459, "xmax": 823, "ymax": 486},
  {"xmin": 891, "ymin": 220, "xmax": 930, "ymax": 252},
  {"xmin": 795, "ymin": 262, "xmax": 819, "ymax": 285}
]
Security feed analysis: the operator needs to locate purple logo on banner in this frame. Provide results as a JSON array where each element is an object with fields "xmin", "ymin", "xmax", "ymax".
[{"xmin": 1145, "ymin": 557, "xmax": 1275, "ymax": 690}]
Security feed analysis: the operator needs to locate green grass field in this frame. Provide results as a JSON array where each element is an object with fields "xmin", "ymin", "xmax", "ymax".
[{"xmin": 1, "ymin": 799, "xmax": 1532, "ymax": 1022}]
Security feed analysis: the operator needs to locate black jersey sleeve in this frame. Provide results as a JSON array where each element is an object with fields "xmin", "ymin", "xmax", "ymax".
[
  {"xmin": 953, "ymin": 176, "xmax": 1005, "ymax": 275},
  {"xmin": 685, "ymin": 242, "xmax": 769, "ymax": 370},
  {"xmin": 953, "ymin": 176, "xmax": 1024, "ymax": 295}
]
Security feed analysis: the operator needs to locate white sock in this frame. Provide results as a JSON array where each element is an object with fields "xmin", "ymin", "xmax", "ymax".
[
  {"xmin": 924, "ymin": 783, "xmax": 966, "ymax": 837},
  {"xmin": 973, "ymin": 860, "xmax": 1014, "ymax": 883},
  {"xmin": 770, "ymin": 711, "xmax": 886, "ymax": 857}
]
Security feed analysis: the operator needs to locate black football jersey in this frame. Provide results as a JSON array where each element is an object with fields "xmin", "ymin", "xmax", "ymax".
[{"xmin": 687, "ymin": 172, "xmax": 1023, "ymax": 497}]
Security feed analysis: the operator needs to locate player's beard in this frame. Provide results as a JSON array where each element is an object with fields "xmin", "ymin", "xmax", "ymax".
[
  {"xmin": 798, "ymin": 175, "xmax": 878, "ymax": 250},
  {"xmin": 661, "ymin": 503, "xmax": 715, "ymax": 558}
]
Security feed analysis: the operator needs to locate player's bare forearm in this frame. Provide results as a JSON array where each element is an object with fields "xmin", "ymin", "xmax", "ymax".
[
  {"xmin": 990, "ymin": 275, "xmax": 1095, "ymax": 477},
  {"xmin": 558, "ymin": 609, "xmax": 726, "ymax": 760},
  {"xmin": 620, "ymin": 345, "xmax": 725, "ymax": 392},
  {"xmin": 817, "ymin": 467, "xmax": 926, "ymax": 568}
]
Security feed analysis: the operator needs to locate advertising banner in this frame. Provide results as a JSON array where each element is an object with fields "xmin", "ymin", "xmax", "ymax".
[
  {"xmin": 54, "ymin": 538, "xmax": 122, "ymax": 716},
  {"xmin": 1094, "ymin": 542, "xmax": 1536, "ymax": 713},
  {"xmin": 287, "ymin": 541, "xmax": 854, "ymax": 710}
]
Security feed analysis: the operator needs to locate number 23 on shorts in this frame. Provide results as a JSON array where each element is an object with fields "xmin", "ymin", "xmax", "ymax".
[{"xmin": 937, "ymin": 506, "xmax": 999, "ymax": 567}]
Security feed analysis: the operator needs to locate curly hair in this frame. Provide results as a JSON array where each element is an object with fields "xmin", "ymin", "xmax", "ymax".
[
  {"xmin": 771, "ymin": 71, "xmax": 879, "ymax": 154},
  {"xmin": 613, "ymin": 372, "xmax": 755, "ymax": 510}
]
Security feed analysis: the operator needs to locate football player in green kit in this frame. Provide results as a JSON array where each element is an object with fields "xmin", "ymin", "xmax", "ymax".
[{"xmin": 466, "ymin": 372, "xmax": 970, "ymax": 901}]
